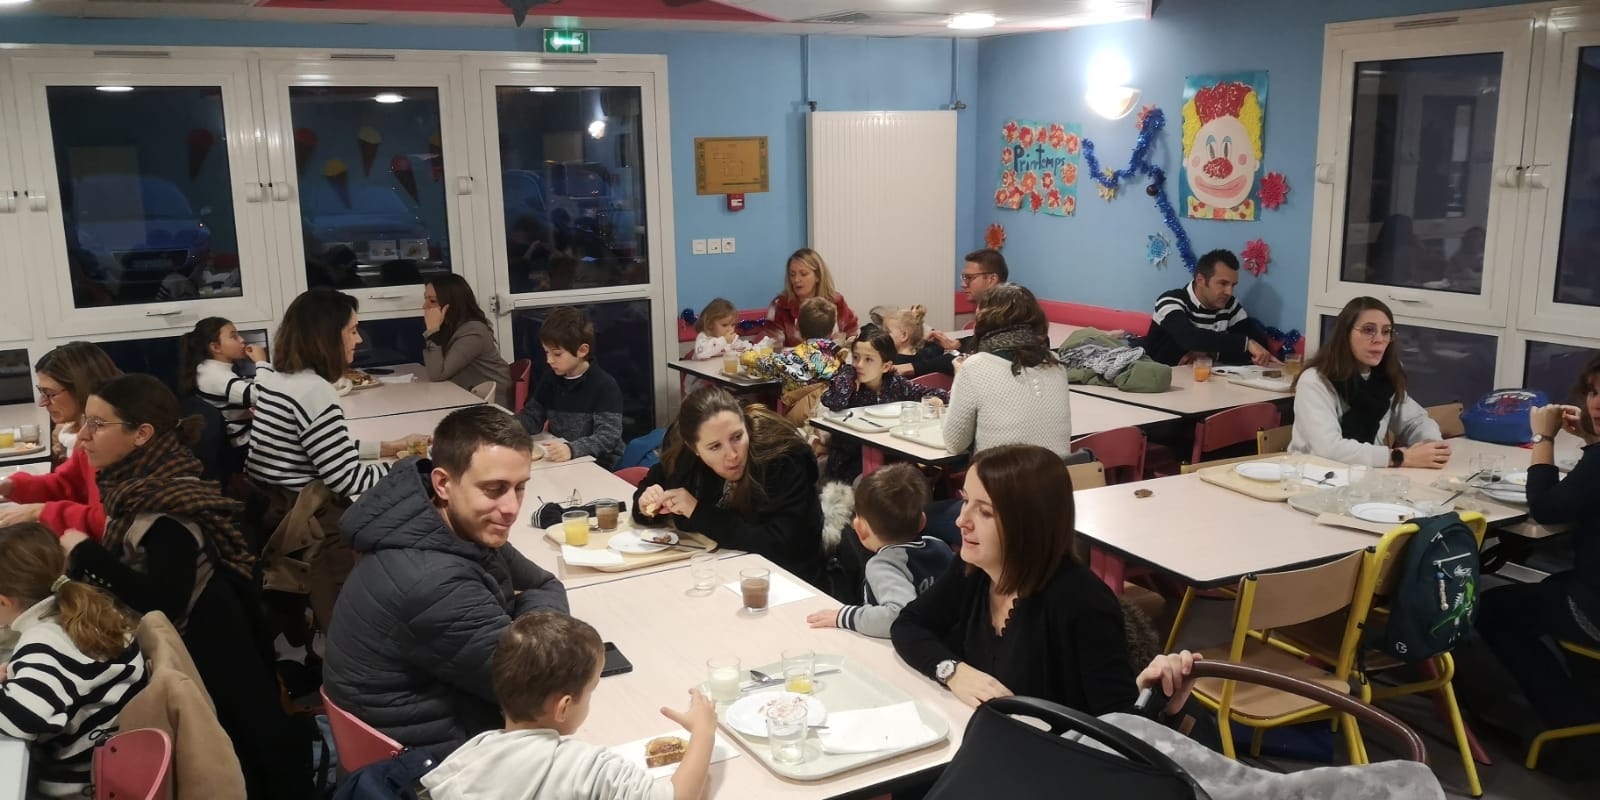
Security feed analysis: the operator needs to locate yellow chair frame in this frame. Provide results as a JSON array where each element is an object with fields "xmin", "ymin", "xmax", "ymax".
[
  {"xmin": 1525, "ymin": 640, "xmax": 1600, "ymax": 769},
  {"xmin": 1257, "ymin": 425, "xmax": 1292, "ymax": 455}
]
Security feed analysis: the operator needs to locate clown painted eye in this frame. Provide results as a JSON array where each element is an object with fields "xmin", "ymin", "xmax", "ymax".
[
  {"xmin": 1222, "ymin": 136, "xmax": 1231, "ymax": 160},
  {"xmin": 1206, "ymin": 135, "xmax": 1217, "ymax": 160}
]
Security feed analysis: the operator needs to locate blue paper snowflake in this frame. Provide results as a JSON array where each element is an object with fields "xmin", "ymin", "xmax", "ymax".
[{"xmin": 1146, "ymin": 233, "xmax": 1171, "ymax": 268}]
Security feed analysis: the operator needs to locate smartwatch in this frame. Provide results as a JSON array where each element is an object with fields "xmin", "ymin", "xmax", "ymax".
[
  {"xmin": 1390, "ymin": 448, "xmax": 1404, "ymax": 468},
  {"xmin": 935, "ymin": 659, "xmax": 958, "ymax": 687}
]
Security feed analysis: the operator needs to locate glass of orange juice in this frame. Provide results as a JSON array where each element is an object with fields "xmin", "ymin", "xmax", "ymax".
[
  {"xmin": 561, "ymin": 509, "xmax": 590, "ymax": 547},
  {"xmin": 1193, "ymin": 355, "xmax": 1214, "ymax": 383},
  {"xmin": 1284, "ymin": 353, "xmax": 1303, "ymax": 379},
  {"xmin": 782, "ymin": 648, "xmax": 815, "ymax": 694}
]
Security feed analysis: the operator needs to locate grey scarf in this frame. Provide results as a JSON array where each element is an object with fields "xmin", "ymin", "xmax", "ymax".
[{"xmin": 976, "ymin": 325, "xmax": 1044, "ymax": 357}]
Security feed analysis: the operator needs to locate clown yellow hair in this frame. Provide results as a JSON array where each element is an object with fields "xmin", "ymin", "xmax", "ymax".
[{"xmin": 1182, "ymin": 88, "xmax": 1263, "ymax": 159}]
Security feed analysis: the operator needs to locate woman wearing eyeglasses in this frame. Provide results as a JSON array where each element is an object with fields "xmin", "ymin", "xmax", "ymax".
[
  {"xmin": 1288, "ymin": 296, "xmax": 1451, "ymax": 468},
  {"xmin": 0, "ymin": 342, "xmax": 122, "ymax": 535}
]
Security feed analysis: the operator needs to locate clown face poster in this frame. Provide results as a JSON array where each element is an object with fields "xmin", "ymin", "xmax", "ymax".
[
  {"xmin": 1181, "ymin": 71, "xmax": 1267, "ymax": 221},
  {"xmin": 995, "ymin": 120, "xmax": 1080, "ymax": 216}
]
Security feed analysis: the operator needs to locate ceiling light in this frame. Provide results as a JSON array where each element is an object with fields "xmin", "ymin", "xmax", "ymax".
[
  {"xmin": 1086, "ymin": 85, "xmax": 1141, "ymax": 119},
  {"xmin": 529, "ymin": 86, "xmax": 558, "ymax": 93},
  {"xmin": 948, "ymin": 12, "xmax": 997, "ymax": 30},
  {"xmin": 587, "ymin": 120, "xmax": 606, "ymax": 139},
  {"xmin": 374, "ymin": 92, "xmax": 405, "ymax": 104},
  {"xmin": 95, "ymin": 86, "xmax": 134, "ymax": 93},
  {"xmin": 0, "ymin": 0, "xmax": 35, "ymax": 7}
]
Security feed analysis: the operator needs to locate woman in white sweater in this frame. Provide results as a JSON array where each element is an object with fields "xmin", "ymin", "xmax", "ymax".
[
  {"xmin": 943, "ymin": 284, "xmax": 1073, "ymax": 459},
  {"xmin": 1288, "ymin": 296, "xmax": 1450, "ymax": 469}
]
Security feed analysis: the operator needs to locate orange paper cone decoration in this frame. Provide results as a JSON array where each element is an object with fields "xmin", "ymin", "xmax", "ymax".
[
  {"xmin": 428, "ymin": 133, "xmax": 443, "ymax": 182},
  {"xmin": 390, "ymin": 155, "xmax": 418, "ymax": 202},
  {"xmin": 186, "ymin": 128, "xmax": 215, "ymax": 181},
  {"xmin": 294, "ymin": 128, "xmax": 318, "ymax": 175},
  {"xmin": 357, "ymin": 126, "xmax": 382, "ymax": 177},
  {"xmin": 323, "ymin": 159, "xmax": 351, "ymax": 208}
]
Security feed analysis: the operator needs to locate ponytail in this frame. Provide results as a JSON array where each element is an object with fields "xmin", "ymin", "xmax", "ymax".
[
  {"xmin": 53, "ymin": 579, "xmax": 136, "ymax": 661},
  {"xmin": 179, "ymin": 317, "xmax": 232, "ymax": 396},
  {"xmin": 0, "ymin": 523, "xmax": 134, "ymax": 661}
]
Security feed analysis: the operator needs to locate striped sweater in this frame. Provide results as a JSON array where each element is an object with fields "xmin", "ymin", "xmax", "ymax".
[
  {"xmin": 246, "ymin": 369, "xmax": 387, "ymax": 498},
  {"xmin": 195, "ymin": 358, "xmax": 274, "ymax": 448},
  {"xmin": 0, "ymin": 597, "xmax": 147, "ymax": 798}
]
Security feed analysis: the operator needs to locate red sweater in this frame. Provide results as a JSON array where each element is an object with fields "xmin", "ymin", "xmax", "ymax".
[
  {"xmin": 8, "ymin": 445, "xmax": 105, "ymax": 539},
  {"xmin": 765, "ymin": 292, "xmax": 860, "ymax": 347}
]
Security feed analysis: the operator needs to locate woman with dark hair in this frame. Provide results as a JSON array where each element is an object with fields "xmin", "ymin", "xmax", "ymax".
[
  {"xmin": 421, "ymin": 274, "xmax": 512, "ymax": 407},
  {"xmin": 942, "ymin": 284, "xmax": 1073, "ymax": 458},
  {"xmin": 632, "ymin": 386, "xmax": 825, "ymax": 586},
  {"xmin": 892, "ymin": 444, "xmax": 1196, "ymax": 718},
  {"xmin": 1477, "ymin": 354, "xmax": 1600, "ymax": 738},
  {"xmin": 0, "ymin": 342, "xmax": 122, "ymax": 535},
  {"xmin": 60, "ymin": 374, "xmax": 310, "ymax": 798},
  {"xmin": 1289, "ymin": 296, "xmax": 1450, "ymax": 468}
]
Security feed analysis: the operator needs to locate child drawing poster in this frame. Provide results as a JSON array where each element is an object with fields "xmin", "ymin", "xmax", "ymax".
[
  {"xmin": 995, "ymin": 120, "xmax": 1080, "ymax": 217},
  {"xmin": 1181, "ymin": 71, "xmax": 1268, "ymax": 221}
]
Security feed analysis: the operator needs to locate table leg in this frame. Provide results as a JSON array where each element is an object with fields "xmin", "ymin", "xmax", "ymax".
[
  {"xmin": 861, "ymin": 446, "xmax": 886, "ymax": 477},
  {"xmin": 1419, "ymin": 659, "xmax": 1492, "ymax": 765},
  {"xmin": 1089, "ymin": 548, "xmax": 1126, "ymax": 595}
]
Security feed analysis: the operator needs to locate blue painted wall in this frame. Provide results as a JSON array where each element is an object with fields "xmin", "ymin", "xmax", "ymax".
[
  {"xmin": 973, "ymin": 0, "xmax": 1524, "ymax": 336},
  {"xmin": 0, "ymin": 16, "xmax": 976, "ymax": 317}
]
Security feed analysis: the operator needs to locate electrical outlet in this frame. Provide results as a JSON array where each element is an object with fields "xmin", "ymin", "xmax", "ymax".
[
  {"xmin": 721, "ymin": 237, "xmax": 736, "ymax": 254},
  {"xmin": 691, "ymin": 239, "xmax": 707, "ymax": 255},
  {"xmin": 707, "ymin": 238, "xmax": 723, "ymax": 254}
]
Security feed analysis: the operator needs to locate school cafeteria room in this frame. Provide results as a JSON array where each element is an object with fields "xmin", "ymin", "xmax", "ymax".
[{"xmin": 0, "ymin": 0, "xmax": 1596, "ymax": 798}]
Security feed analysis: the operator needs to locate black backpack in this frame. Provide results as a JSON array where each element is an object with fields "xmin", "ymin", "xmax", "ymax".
[{"xmin": 1362, "ymin": 512, "xmax": 1480, "ymax": 664}]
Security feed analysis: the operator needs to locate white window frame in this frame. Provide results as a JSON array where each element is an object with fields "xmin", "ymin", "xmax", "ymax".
[
  {"xmin": 7, "ymin": 50, "xmax": 279, "ymax": 339},
  {"xmin": 0, "ymin": 56, "xmax": 34, "ymax": 343}
]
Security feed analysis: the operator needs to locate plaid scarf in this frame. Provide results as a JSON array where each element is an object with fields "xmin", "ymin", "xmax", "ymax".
[{"xmin": 96, "ymin": 430, "xmax": 255, "ymax": 580}]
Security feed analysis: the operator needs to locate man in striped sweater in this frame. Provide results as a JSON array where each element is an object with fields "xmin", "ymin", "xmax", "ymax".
[{"xmin": 1141, "ymin": 249, "xmax": 1279, "ymax": 367}]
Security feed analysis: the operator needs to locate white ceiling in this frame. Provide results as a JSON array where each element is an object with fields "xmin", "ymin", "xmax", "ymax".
[{"xmin": 3, "ymin": 0, "xmax": 1154, "ymax": 37}]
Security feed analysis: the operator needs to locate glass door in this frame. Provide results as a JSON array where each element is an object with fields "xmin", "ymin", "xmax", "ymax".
[
  {"xmin": 0, "ymin": 58, "xmax": 33, "ymax": 343},
  {"xmin": 7, "ymin": 53, "xmax": 276, "ymax": 338},
  {"xmin": 469, "ymin": 63, "xmax": 673, "ymax": 437},
  {"xmin": 1519, "ymin": 11, "xmax": 1600, "ymax": 338},
  {"xmin": 259, "ymin": 55, "xmax": 475, "ymax": 318},
  {"xmin": 1310, "ymin": 18, "xmax": 1535, "ymax": 327}
]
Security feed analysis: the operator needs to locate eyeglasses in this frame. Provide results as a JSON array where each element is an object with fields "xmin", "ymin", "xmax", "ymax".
[
  {"xmin": 959, "ymin": 272, "xmax": 995, "ymax": 285},
  {"xmin": 81, "ymin": 416, "xmax": 136, "ymax": 436},
  {"xmin": 1354, "ymin": 324, "xmax": 1396, "ymax": 341},
  {"xmin": 36, "ymin": 386, "xmax": 66, "ymax": 403}
]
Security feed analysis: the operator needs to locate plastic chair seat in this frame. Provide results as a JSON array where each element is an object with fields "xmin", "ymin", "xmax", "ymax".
[{"xmin": 1195, "ymin": 641, "xmax": 1353, "ymax": 720}]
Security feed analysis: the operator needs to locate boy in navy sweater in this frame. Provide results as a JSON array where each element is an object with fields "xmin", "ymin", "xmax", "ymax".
[
  {"xmin": 808, "ymin": 464, "xmax": 953, "ymax": 638},
  {"xmin": 517, "ymin": 307, "xmax": 625, "ymax": 469}
]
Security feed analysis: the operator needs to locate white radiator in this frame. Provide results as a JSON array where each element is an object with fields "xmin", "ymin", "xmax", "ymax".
[{"xmin": 808, "ymin": 111, "xmax": 958, "ymax": 334}]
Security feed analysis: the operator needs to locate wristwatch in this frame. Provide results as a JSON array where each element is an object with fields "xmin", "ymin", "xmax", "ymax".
[
  {"xmin": 1530, "ymin": 433, "xmax": 1549, "ymax": 444},
  {"xmin": 935, "ymin": 659, "xmax": 958, "ymax": 687},
  {"xmin": 1390, "ymin": 448, "xmax": 1404, "ymax": 468}
]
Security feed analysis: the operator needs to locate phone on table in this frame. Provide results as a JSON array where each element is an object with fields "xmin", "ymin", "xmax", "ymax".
[
  {"xmin": 363, "ymin": 367, "xmax": 396, "ymax": 376},
  {"xmin": 602, "ymin": 641, "xmax": 633, "ymax": 677}
]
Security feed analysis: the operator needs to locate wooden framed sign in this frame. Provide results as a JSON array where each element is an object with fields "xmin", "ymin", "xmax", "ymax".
[{"xmin": 695, "ymin": 136, "xmax": 769, "ymax": 195}]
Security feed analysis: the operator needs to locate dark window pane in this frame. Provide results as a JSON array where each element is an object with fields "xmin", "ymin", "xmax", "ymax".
[
  {"xmin": 512, "ymin": 300, "xmax": 653, "ymax": 441},
  {"xmin": 1525, "ymin": 340, "xmax": 1599, "ymax": 402},
  {"xmin": 98, "ymin": 335, "xmax": 183, "ymax": 392},
  {"xmin": 292, "ymin": 87, "xmax": 452, "ymax": 290},
  {"xmin": 1340, "ymin": 54, "xmax": 1501, "ymax": 295},
  {"xmin": 352, "ymin": 316, "xmax": 426, "ymax": 368},
  {"xmin": 1554, "ymin": 47, "xmax": 1600, "ymax": 307},
  {"xmin": 1318, "ymin": 314, "xmax": 1496, "ymax": 406},
  {"xmin": 0, "ymin": 349, "xmax": 33, "ymax": 406},
  {"xmin": 49, "ymin": 86, "xmax": 241, "ymax": 308},
  {"xmin": 496, "ymin": 86, "xmax": 648, "ymax": 294}
]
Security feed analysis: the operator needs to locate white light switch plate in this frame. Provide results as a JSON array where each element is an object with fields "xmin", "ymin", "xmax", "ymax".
[
  {"xmin": 691, "ymin": 239, "xmax": 707, "ymax": 255},
  {"xmin": 707, "ymin": 238, "xmax": 723, "ymax": 254},
  {"xmin": 721, "ymin": 237, "xmax": 736, "ymax": 254}
]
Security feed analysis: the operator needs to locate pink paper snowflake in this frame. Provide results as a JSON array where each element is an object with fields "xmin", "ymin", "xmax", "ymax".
[
  {"xmin": 1242, "ymin": 239, "xmax": 1271, "ymax": 276},
  {"xmin": 1260, "ymin": 171, "xmax": 1289, "ymax": 210}
]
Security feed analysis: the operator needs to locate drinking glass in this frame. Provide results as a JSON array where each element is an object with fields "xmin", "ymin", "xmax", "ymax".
[
  {"xmin": 782, "ymin": 648, "xmax": 816, "ymax": 694},
  {"xmin": 561, "ymin": 510, "xmax": 590, "ymax": 547},
  {"xmin": 921, "ymin": 396, "xmax": 942, "ymax": 423},
  {"xmin": 1193, "ymin": 355, "xmax": 1214, "ymax": 383},
  {"xmin": 740, "ymin": 567, "xmax": 771, "ymax": 613},
  {"xmin": 594, "ymin": 499, "xmax": 620, "ymax": 531},
  {"xmin": 0, "ymin": 429, "xmax": 15, "ymax": 449},
  {"xmin": 1346, "ymin": 464, "xmax": 1370, "ymax": 504},
  {"xmin": 688, "ymin": 553, "xmax": 718, "ymax": 596},
  {"xmin": 765, "ymin": 699, "xmax": 809, "ymax": 764},
  {"xmin": 706, "ymin": 657, "xmax": 742, "ymax": 704},
  {"xmin": 1284, "ymin": 353, "xmax": 1303, "ymax": 379},
  {"xmin": 722, "ymin": 354, "xmax": 740, "ymax": 375},
  {"xmin": 899, "ymin": 402, "xmax": 920, "ymax": 430},
  {"xmin": 1279, "ymin": 457, "xmax": 1303, "ymax": 492},
  {"xmin": 18, "ymin": 425, "xmax": 38, "ymax": 446}
]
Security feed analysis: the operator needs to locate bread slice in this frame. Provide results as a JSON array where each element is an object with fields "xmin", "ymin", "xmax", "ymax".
[{"xmin": 645, "ymin": 735, "xmax": 688, "ymax": 768}]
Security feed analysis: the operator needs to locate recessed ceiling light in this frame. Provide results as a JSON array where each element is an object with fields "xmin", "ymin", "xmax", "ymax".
[
  {"xmin": 529, "ymin": 86, "xmax": 558, "ymax": 93},
  {"xmin": 95, "ymin": 86, "xmax": 135, "ymax": 93},
  {"xmin": 374, "ymin": 92, "xmax": 405, "ymax": 104},
  {"xmin": 0, "ymin": 0, "xmax": 36, "ymax": 7},
  {"xmin": 948, "ymin": 12, "xmax": 996, "ymax": 30}
]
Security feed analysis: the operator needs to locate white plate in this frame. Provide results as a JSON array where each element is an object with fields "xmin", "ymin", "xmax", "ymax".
[
  {"xmin": 1349, "ymin": 502, "xmax": 1419, "ymax": 525},
  {"xmin": 1480, "ymin": 486, "xmax": 1528, "ymax": 505},
  {"xmin": 724, "ymin": 692, "xmax": 827, "ymax": 738},
  {"xmin": 1500, "ymin": 471, "xmax": 1528, "ymax": 487},
  {"xmin": 608, "ymin": 530, "xmax": 677, "ymax": 554},
  {"xmin": 0, "ymin": 442, "xmax": 45, "ymax": 456},
  {"xmin": 862, "ymin": 403, "xmax": 909, "ymax": 419},
  {"xmin": 1233, "ymin": 462, "xmax": 1284, "ymax": 482}
]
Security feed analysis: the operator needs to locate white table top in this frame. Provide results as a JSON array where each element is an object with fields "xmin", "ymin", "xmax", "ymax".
[
  {"xmin": 1418, "ymin": 435, "xmax": 1585, "ymax": 539},
  {"xmin": 1070, "ymin": 363, "xmax": 1291, "ymax": 417},
  {"xmin": 667, "ymin": 357, "xmax": 780, "ymax": 389},
  {"xmin": 565, "ymin": 554, "xmax": 969, "ymax": 799},
  {"xmin": 0, "ymin": 737, "xmax": 26, "ymax": 800},
  {"xmin": 338, "ymin": 364, "xmax": 485, "ymax": 420},
  {"xmin": 345, "ymin": 408, "xmax": 459, "ymax": 444}
]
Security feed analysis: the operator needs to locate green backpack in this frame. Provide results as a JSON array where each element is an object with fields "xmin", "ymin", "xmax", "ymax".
[{"xmin": 1363, "ymin": 512, "xmax": 1480, "ymax": 664}]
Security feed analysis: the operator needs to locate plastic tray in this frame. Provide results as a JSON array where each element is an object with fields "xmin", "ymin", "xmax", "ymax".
[{"xmin": 543, "ymin": 519, "xmax": 717, "ymax": 573}]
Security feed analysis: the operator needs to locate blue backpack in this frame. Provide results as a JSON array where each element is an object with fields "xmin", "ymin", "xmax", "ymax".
[{"xmin": 1362, "ymin": 513, "xmax": 1480, "ymax": 665}]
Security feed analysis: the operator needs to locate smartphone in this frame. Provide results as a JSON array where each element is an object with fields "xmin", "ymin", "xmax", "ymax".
[
  {"xmin": 364, "ymin": 367, "xmax": 396, "ymax": 376},
  {"xmin": 602, "ymin": 641, "xmax": 633, "ymax": 677}
]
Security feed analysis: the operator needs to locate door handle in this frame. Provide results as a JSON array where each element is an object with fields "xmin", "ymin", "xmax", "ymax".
[
  {"xmin": 367, "ymin": 293, "xmax": 405, "ymax": 301},
  {"xmin": 272, "ymin": 182, "xmax": 292, "ymax": 201},
  {"xmin": 1523, "ymin": 164, "xmax": 1550, "ymax": 190},
  {"xmin": 0, "ymin": 191, "xmax": 15, "ymax": 213},
  {"xmin": 25, "ymin": 190, "xmax": 46, "ymax": 211},
  {"xmin": 456, "ymin": 176, "xmax": 474, "ymax": 196},
  {"xmin": 243, "ymin": 183, "xmax": 264, "ymax": 203},
  {"xmin": 1387, "ymin": 291, "xmax": 1426, "ymax": 304},
  {"xmin": 144, "ymin": 309, "xmax": 183, "ymax": 317}
]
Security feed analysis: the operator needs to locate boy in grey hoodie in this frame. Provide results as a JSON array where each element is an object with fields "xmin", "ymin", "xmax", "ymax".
[{"xmin": 419, "ymin": 612, "xmax": 717, "ymax": 800}]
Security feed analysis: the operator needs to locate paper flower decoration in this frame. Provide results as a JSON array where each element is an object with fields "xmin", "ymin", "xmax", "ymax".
[
  {"xmin": 1136, "ymin": 104, "xmax": 1159, "ymax": 131},
  {"xmin": 1147, "ymin": 233, "xmax": 1171, "ymax": 268},
  {"xmin": 1260, "ymin": 171, "xmax": 1289, "ymax": 210},
  {"xmin": 1242, "ymin": 238, "xmax": 1271, "ymax": 276},
  {"xmin": 985, "ymin": 223, "xmax": 1006, "ymax": 250}
]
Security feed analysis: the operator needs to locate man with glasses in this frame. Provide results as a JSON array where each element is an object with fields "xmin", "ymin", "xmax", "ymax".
[
  {"xmin": 929, "ymin": 249, "xmax": 1009, "ymax": 351},
  {"xmin": 1141, "ymin": 248, "xmax": 1280, "ymax": 367}
]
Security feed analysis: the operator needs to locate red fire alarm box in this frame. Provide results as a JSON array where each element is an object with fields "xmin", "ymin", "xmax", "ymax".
[{"xmin": 726, "ymin": 193, "xmax": 745, "ymax": 212}]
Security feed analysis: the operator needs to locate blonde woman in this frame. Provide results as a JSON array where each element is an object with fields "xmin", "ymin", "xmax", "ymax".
[{"xmin": 764, "ymin": 248, "xmax": 860, "ymax": 346}]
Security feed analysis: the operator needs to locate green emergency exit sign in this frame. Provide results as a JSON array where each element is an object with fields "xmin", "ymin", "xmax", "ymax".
[{"xmin": 543, "ymin": 29, "xmax": 591, "ymax": 54}]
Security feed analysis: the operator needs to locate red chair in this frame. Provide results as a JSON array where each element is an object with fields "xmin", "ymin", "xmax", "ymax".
[
  {"xmin": 510, "ymin": 359, "xmax": 533, "ymax": 413},
  {"xmin": 910, "ymin": 373, "xmax": 953, "ymax": 393},
  {"xmin": 1191, "ymin": 402, "xmax": 1282, "ymax": 464},
  {"xmin": 94, "ymin": 728, "xmax": 172, "ymax": 800},
  {"xmin": 321, "ymin": 688, "xmax": 402, "ymax": 775},
  {"xmin": 1070, "ymin": 427, "xmax": 1147, "ymax": 484},
  {"xmin": 614, "ymin": 466, "xmax": 650, "ymax": 487}
]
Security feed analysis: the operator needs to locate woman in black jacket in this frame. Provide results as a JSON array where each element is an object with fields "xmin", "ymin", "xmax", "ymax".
[
  {"xmin": 634, "ymin": 386, "xmax": 825, "ymax": 586},
  {"xmin": 1477, "ymin": 354, "xmax": 1600, "ymax": 733}
]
